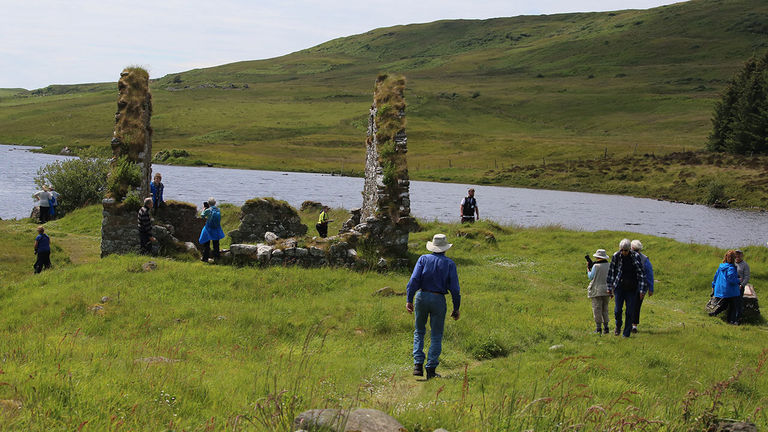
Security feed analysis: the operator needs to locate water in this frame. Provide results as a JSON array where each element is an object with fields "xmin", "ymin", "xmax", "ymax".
[{"xmin": 2, "ymin": 144, "xmax": 766, "ymax": 248}]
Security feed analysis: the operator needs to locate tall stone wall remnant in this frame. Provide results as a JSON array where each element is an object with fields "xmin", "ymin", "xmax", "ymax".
[{"xmin": 353, "ymin": 74, "xmax": 417, "ymax": 267}]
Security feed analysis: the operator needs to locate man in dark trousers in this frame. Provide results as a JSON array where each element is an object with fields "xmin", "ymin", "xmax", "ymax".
[
  {"xmin": 606, "ymin": 238, "xmax": 647, "ymax": 337},
  {"xmin": 406, "ymin": 233, "xmax": 461, "ymax": 379},
  {"xmin": 137, "ymin": 197, "xmax": 156, "ymax": 255},
  {"xmin": 460, "ymin": 188, "xmax": 479, "ymax": 223},
  {"xmin": 33, "ymin": 226, "xmax": 51, "ymax": 273}
]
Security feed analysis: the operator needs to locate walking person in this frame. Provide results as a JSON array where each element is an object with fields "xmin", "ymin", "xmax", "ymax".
[
  {"xmin": 710, "ymin": 250, "xmax": 742, "ymax": 325},
  {"xmin": 406, "ymin": 234, "xmax": 461, "ymax": 379},
  {"xmin": 48, "ymin": 186, "xmax": 60, "ymax": 220},
  {"xmin": 33, "ymin": 186, "xmax": 51, "ymax": 223},
  {"xmin": 150, "ymin": 172, "xmax": 164, "ymax": 212},
  {"xmin": 315, "ymin": 206, "xmax": 333, "ymax": 238},
  {"xmin": 137, "ymin": 197, "xmax": 155, "ymax": 255},
  {"xmin": 587, "ymin": 249, "xmax": 612, "ymax": 334},
  {"xmin": 606, "ymin": 238, "xmax": 647, "ymax": 337},
  {"xmin": 630, "ymin": 239, "xmax": 654, "ymax": 333},
  {"xmin": 33, "ymin": 226, "xmax": 51, "ymax": 274},
  {"xmin": 199, "ymin": 197, "xmax": 225, "ymax": 262},
  {"xmin": 459, "ymin": 188, "xmax": 479, "ymax": 223}
]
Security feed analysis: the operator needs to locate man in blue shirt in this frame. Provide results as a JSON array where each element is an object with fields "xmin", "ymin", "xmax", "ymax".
[
  {"xmin": 406, "ymin": 234, "xmax": 461, "ymax": 379},
  {"xmin": 33, "ymin": 226, "xmax": 51, "ymax": 273},
  {"xmin": 606, "ymin": 238, "xmax": 647, "ymax": 338}
]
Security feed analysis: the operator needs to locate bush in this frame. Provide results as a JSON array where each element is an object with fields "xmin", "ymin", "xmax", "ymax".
[
  {"xmin": 34, "ymin": 157, "xmax": 110, "ymax": 213},
  {"xmin": 107, "ymin": 157, "xmax": 142, "ymax": 201}
]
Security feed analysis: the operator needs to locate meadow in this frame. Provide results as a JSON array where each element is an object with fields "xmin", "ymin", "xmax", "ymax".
[
  {"xmin": 0, "ymin": 204, "xmax": 766, "ymax": 431},
  {"xmin": 3, "ymin": 0, "xmax": 768, "ymax": 207}
]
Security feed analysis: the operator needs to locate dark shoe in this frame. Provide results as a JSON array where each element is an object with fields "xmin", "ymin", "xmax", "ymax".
[
  {"xmin": 425, "ymin": 367, "xmax": 440, "ymax": 379},
  {"xmin": 413, "ymin": 363, "xmax": 423, "ymax": 377},
  {"xmin": 614, "ymin": 328, "xmax": 620, "ymax": 336},
  {"xmin": 622, "ymin": 334, "xmax": 630, "ymax": 338},
  {"xmin": 593, "ymin": 327, "xmax": 602, "ymax": 334},
  {"xmin": 604, "ymin": 326, "xmax": 610, "ymax": 334},
  {"xmin": 631, "ymin": 327, "xmax": 638, "ymax": 333}
]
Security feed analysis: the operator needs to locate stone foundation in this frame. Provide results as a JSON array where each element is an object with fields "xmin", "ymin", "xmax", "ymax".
[{"xmin": 228, "ymin": 198, "xmax": 307, "ymax": 244}]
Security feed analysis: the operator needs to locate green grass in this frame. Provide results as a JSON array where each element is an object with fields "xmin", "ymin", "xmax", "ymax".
[
  {"xmin": 1, "ymin": 206, "xmax": 767, "ymax": 430},
  {"xmin": 2, "ymin": 1, "xmax": 768, "ymax": 207}
]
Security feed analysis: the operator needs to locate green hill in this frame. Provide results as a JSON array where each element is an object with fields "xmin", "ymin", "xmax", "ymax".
[{"xmin": 2, "ymin": 0, "xmax": 768, "ymax": 203}]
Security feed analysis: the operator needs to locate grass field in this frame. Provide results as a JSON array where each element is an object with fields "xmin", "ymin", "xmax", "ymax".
[
  {"xmin": 2, "ymin": 1, "xmax": 768, "ymax": 207},
  {"xmin": 0, "ymin": 205, "xmax": 766, "ymax": 430}
]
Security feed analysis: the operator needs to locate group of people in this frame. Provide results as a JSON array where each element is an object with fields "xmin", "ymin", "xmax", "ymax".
[
  {"xmin": 32, "ymin": 185, "xmax": 61, "ymax": 223},
  {"xmin": 586, "ymin": 239, "xmax": 654, "ymax": 337}
]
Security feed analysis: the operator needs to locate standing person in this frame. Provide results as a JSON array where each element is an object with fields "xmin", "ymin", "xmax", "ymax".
[
  {"xmin": 315, "ymin": 206, "xmax": 333, "ymax": 238},
  {"xmin": 199, "ymin": 197, "xmax": 225, "ymax": 262},
  {"xmin": 606, "ymin": 238, "xmax": 647, "ymax": 337},
  {"xmin": 459, "ymin": 188, "xmax": 479, "ymax": 223},
  {"xmin": 735, "ymin": 249, "xmax": 750, "ymax": 319},
  {"xmin": 33, "ymin": 186, "xmax": 51, "ymax": 223},
  {"xmin": 48, "ymin": 186, "xmax": 60, "ymax": 220},
  {"xmin": 137, "ymin": 197, "xmax": 155, "ymax": 255},
  {"xmin": 150, "ymin": 173, "xmax": 164, "ymax": 212},
  {"xmin": 630, "ymin": 239, "xmax": 654, "ymax": 333},
  {"xmin": 33, "ymin": 226, "xmax": 51, "ymax": 273},
  {"xmin": 711, "ymin": 250, "xmax": 741, "ymax": 325},
  {"xmin": 587, "ymin": 249, "xmax": 612, "ymax": 334},
  {"xmin": 406, "ymin": 234, "xmax": 461, "ymax": 379}
]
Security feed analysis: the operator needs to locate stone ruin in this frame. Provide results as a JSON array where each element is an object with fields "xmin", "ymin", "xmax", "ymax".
[{"xmin": 101, "ymin": 68, "xmax": 194, "ymax": 257}]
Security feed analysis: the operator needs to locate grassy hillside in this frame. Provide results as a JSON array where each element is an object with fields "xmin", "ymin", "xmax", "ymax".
[
  {"xmin": 2, "ymin": 0, "xmax": 768, "ymax": 204},
  {"xmin": 0, "ymin": 206, "xmax": 767, "ymax": 430}
]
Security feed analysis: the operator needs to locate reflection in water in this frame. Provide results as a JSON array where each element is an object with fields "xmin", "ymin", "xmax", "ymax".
[{"xmin": 2, "ymin": 144, "xmax": 767, "ymax": 247}]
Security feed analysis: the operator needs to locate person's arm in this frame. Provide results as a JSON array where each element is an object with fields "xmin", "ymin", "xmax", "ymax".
[
  {"xmin": 606, "ymin": 258, "xmax": 617, "ymax": 293},
  {"xmin": 742, "ymin": 262, "xmax": 751, "ymax": 287},
  {"xmin": 475, "ymin": 201, "xmax": 479, "ymax": 220},
  {"xmin": 405, "ymin": 257, "xmax": 424, "ymax": 312},
  {"xmin": 459, "ymin": 198, "xmax": 465, "ymax": 219},
  {"xmin": 587, "ymin": 265, "xmax": 597, "ymax": 280},
  {"xmin": 645, "ymin": 259, "xmax": 654, "ymax": 295},
  {"xmin": 34, "ymin": 238, "xmax": 39, "ymax": 254},
  {"xmin": 448, "ymin": 261, "xmax": 461, "ymax": 320}
]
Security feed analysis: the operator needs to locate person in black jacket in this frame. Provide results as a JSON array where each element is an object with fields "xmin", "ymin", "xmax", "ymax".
[
  {"xmin": 137, "ymin": 197, "xmax": 156, "ymax": 254},
  {"xmin": 459, "ymin": 188, "xmax": 479, "ymax": 223}
]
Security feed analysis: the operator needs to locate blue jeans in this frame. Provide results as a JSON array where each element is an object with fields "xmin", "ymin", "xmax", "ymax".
[
  {"xmin": 614, "ymin": 287, "xmax": 638, "ymax": 337},
  {"xmin": 413, "ymin": 291, "xmax": 447, "ymax": 368}
]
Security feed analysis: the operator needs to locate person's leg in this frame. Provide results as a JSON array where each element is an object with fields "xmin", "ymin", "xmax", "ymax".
[
  {"xmin": 727, "ymin": 297, "xmax": 741, "ymax": 323},
  {"xmin": 601, "ymin": 297, "xmax": 611, "ymax": 332},
  {"xmin": 139, "ymin": 234, "xmax": 150, "ymax": 254},
  {"xmin": 412, "ymin": 292, "xmax": 428, "ymax": 368},
  {"xmin": 633, "ymin": 293, "xmax": 644, "ymax": 331},
  {"xmin": 624, "ymin": 292, "xmax": 638, "ymax": 337},
  {"xmin": 425, "ymin": 293, "xmax": 447, "ymax": 369},
  {"xmin": 614, "ymin": 289, "xmax": 625, "ymax": 335},
  {"xmin": 591, "ymin": 297, "xmax": 602, "ymax": 332},
  {"xmin": 34, "ymin": 254, "xmax": 43, "ymax": 273},
  {"xmin": 202, "ymin": 241, "xmax": 211, "ymax": 261},
  {"xmin": 41, "ymin": 251, "xmax": 51, "ymax": 270},
  {"xmin": 212, "ymin": 240, "xmax": 220, "ymax": 258}
]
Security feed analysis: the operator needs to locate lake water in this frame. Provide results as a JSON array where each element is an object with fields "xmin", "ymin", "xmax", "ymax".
[{"xmin": 2, "ymin": 144, "xmax": 766, "ymax": 248}]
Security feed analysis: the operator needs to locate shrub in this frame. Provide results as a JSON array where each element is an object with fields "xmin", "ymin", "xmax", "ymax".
[
  {"xmin": 107, "ymin": 157, "xmax": 142, "ymax": 201},
  {"xmin": 706, "ymin": 181, "xmax": 726, "ymax": 205},
  {"xmin": 34, "ymin": 157, "xmax": 110, "ymax": 213}
]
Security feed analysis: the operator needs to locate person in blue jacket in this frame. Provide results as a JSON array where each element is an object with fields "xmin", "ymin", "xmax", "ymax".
[
  {"xmin": 150, "ymin": 173, "xmax": 164, "ymax": 212},
  {"xmin": 711, "ymin": 250, "xmax": 742, "ymax": 324},
  {"xmin": 33, "ymin": 226, "xmax": 51, "ymax": 273},
  {"xmin": 199, "ymin": 197, "xmax": 225, "ymax": 263},
  {"xmin": 631, "ymin": 239, "xmax": 654, "ymax": 333},
  {"xmin": 406, "ymin": 233, "xmax": 461, "ymax": 380}
]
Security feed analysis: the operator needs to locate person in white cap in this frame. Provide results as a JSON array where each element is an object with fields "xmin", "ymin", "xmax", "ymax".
[
  {"xmin": 406, "ymin": 233, "xmax": 461, "ymax": 379},
  {"xmin": 586, "ymin": 249, "xmax": 612, "ymax": 334}
]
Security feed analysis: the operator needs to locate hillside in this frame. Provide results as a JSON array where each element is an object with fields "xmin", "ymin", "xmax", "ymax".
[
  {"xmin": 0, "ymin": 206, "xmax": 766, "ymax": 430},
  {"xmin": 2, "ymin": 0, "xmax": 768, "ymax": 202}
]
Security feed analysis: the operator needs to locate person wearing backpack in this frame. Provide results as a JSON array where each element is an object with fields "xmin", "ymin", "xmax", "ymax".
[
  {"xmin": 459, "ymin": 188, "xmax": 479, "ymax": 223},
  {"xmin": 199, "ymin": 197, "xmax": 225, "ymax": 262},
  {"xmin": 33, "ymin": 226, "xmax": 51, "ymax": 273}
]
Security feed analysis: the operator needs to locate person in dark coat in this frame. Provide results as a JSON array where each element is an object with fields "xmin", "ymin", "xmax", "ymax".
[
  {"xmin": 606, "ymin": 238, "xmax": 647, "ymax": 337},
  {"xmin": 33, "ymin": 226, "xmax": 51, "ymax": 273},
  {"xmin": 137, "ymin": 197, "xmax": 155, "ymax": 255}
]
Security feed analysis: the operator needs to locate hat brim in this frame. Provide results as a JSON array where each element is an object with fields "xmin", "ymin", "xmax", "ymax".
[
  {"xmin": 427, "ymin": 241, "xmax": 452, "ymax": 253},
  {"xmin": 593, "ymin": 253, "xmax": 609, "ymax": 259}
]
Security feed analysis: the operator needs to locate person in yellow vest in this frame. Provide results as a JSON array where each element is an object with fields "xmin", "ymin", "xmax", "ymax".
[{"xmin": 316, "ymin": 206, "xmax": 333, "ymax": 238}]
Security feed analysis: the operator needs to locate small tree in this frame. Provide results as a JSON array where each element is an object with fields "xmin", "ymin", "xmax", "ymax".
[
  {"xmin": 708, "ymin": 50, "xmax": 768, "ymax": 154},
  {"xmin": 34, "ymin": 157, "xmax": 110, "ymax": 214}
]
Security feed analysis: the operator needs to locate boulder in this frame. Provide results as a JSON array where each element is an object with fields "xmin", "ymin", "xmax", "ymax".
[
  {"xmin": 265, "ymin": 231, "xmax": 278, "ymax": 244},
  {"xmin": 294, "ymin": 408, "xmax": 404, "ymax": 432}
]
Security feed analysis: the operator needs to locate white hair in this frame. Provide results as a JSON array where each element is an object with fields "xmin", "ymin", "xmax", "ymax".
[
  {"xmin": 619, "ymin": 238, "xmax": 631, "ymax": 251},
  {"xmin": 144, "ymin": 197, "xmax": 153, "ymax": 206},
  {"xmin": 207, "ymin": 197, "xmax": 216, "ymax": 206},
  {"xmin": 631, "ymin": 239, "xmax": 643, "ymax": 251}
]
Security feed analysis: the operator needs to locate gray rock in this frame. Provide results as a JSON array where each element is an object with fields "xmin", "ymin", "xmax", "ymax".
[
  {"xmin": 374, "ymin": 287, "xmax": 395, "ymax": 296},
  {"xmin": 293, "ymin": 408, "xmax": 404, "ymax": 432},
  {"xmin": 715, "ymin": 421, "xmax": 758, "ymax": 432},
  {"xmin": 549, "ymin": 344, "xmax": 564, "ymax": 351},
  {"xmin": 433, "ymin": 429, "xmax": 450, "ymax": 432},
  {"xmin": 257, "ymin": 244, "xmax": 273, "ymax": 261},
  {"xmin": 296, "ymin": 247, "xmax": 309, "ymax": 257},
  {"xmin": 230, "ymin": 244, "xmax": 259, "ymax": 257},
  {"xmin": 100, "ymin": 296, "xmax": 110, "ymax": 303},
  {"xmin": 309, "ymin": 246, "xmax": 325, "ymax": 257},
  {"xmin": 264, "ymin": 231, "xmax": 278, "ymax": 244},
  {"xmin": 142, "ymin": 261, "xmax": 158, "ymax": 272}
]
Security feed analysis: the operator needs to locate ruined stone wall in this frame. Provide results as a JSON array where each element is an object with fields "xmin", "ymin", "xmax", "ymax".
[
  {"xmin": 110, "ymin": 67, "xmax": 153, "ymax": 198},
  {"xmin": 355, "ymin": 74, "xmax": 415, "ymax": 267},
  {"xmin": 228, "ymin": 198, "xmax": 307, "ymax": 244}
]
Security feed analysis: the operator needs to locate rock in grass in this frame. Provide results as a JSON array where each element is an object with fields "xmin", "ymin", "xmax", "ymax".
[
  {"xmin": 549, "ymin": 344, "xmax": 564, "ymax": 351},
  {"xmin": 294, "ymin": 408, "xmax": 404, "ymax": 432},
  {"xmin": 142, "ymin": 261, "xmax": 157, "ymax": 272},
  {"xmin": 714, "ymin": 421, "xmax": 757, "ymax": 432}
]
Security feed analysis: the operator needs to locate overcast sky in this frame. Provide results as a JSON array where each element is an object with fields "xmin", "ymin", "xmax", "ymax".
[{"xmin": 1, "ymin": 0, "xmax": 686, "ymax": 90}]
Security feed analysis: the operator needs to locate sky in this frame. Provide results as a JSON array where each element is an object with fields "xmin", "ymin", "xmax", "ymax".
[{"xmin": 1, "ymin": 0, "xmax": 687, "ymax": 90}]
